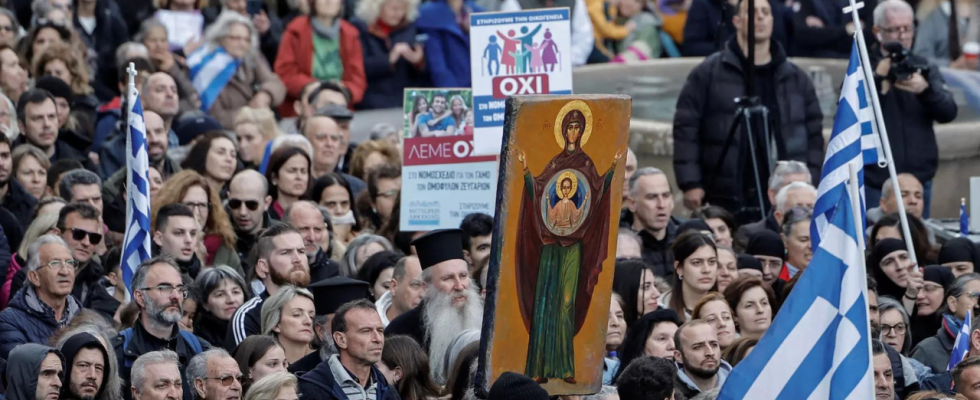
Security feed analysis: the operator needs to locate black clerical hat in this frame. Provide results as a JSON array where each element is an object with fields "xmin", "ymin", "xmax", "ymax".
[
  {"xmin": 412, "ymin": 229, "xmax": 465, "ymax": 270},
  {"xmin": 308, "ymin": 276, "xmax": 370, "ymax": 316}
]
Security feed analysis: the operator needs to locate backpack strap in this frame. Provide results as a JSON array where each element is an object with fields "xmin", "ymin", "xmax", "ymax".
[
  {"xmin": 179, "ymin": 330, "xmax": 203, "ymax": 354},
  {"xmin": 120, "ymin": 328, "xmax": 135, "ymax": 368}
]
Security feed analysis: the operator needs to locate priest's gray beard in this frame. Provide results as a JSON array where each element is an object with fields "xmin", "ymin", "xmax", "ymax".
[{"xmin": 424, "ymin": 284, "xmax": 483, "ymax": 385}]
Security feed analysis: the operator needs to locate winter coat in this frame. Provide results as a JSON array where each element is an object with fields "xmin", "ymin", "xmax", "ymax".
[
  {"xmin": 682, "ymin": 0, "xmax": 793, "ymax": 56},
  {"xmin": 385, "ymin": 299, "xmax": 429, "ymax": 351},
  {"xmin": 209, "ymin": 57, "xmax": 286, "ymax": 129},
  {"xmin": 310, "ymin": 249, "xmax": 341, "ymax": 284},
  {"xmin": 72, "ymin": 258, "xmax": 121, "ymax": 320},
  {"xmin": 224, "ymin": 291, "xmax": 268, "ymax": 350},
  {"xmin": 0, "ymin": 286, "xmax": 81, "ymax": 359},
  {"xmin": 672, "ymin": 40, "xmax": 823, "ymax": 211},
  {"xmin": 352, "ymin": 19, "xmax": 424, "ymax": 110},
  {"xmin": 0, "ymin": 254, "xmax": 24, "ymax": 310},
  {"xmin": 6, "ymin": 344, "xmax": 64, "ymax": 400},
  {"xmin": 414, "ymin": 0, "xmax": 484, "ymax": 88},
  {"xmin": 298, "ymin": 354, "xmax": 401, "ymax": 400},
  {"xmin": 912, "ymin": 322, "xmax": 956, "ymax": 374},
  {"xmin": 673, "ymin": 360, "xmax": 731, "ymax": 399},
  {"xmin": 793, "ymin": 0, "xmax": 876, "ymax": 59},
  {"xmin": 735, "ymin": 212, "xmax": 779, "ymax": 248},
  {"xmin": 864, "ymin": 50, "xmax": 957, "ymax": 190},
  {"xmin": 1, "ymin": 180, "xmax": 36, "ymax": 231},
  {"xmin": 275, "ymin": 16, "xmax": 367, "ymax": 117},
  {"xmin": 114, "ymin": 318, "xmax": 210, "ymax": 400}
]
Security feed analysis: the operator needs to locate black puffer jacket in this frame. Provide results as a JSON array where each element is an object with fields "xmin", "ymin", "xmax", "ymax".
[
  {"xmin": 864, "ymin": 49, "xmax": 957, "ymax": 190},
  {"xmin": 673, "ymin": 40, "xmax": 824, "ymax": 210}
]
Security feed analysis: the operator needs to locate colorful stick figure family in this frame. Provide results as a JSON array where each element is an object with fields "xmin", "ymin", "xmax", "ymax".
[{"xmin": 482, "ymin": 25, "xmax": 561, "ymax": 76}]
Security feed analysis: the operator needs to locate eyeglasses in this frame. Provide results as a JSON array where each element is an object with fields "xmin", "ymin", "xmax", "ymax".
[
  {"xmin": 183, "ymin": 202, "xmax": 211, "ymax": 212},
  {"xmin": 139, "ymin": 284, "xmax": 188, "ymax": 298},
  {"xmin": 40, "ymin": 259, "xmax": 77, "ymax": 272},
  {"xmin": 880, "ymin": 323, "xmax": 907, "ymax": 335},
  {"xmin": 70, "ymin": 228, "xmax": 103, "ymax": 245},
  {"xmin": 377, "ymin": 190, "xmax": 399, "ymax": 200},
  {"xmin": 965, "ymin": 291, "xmax": 980, "ymax": 300},
  {"xmin": 204, "ymin": 374, "xmax": 244, "ymax": 386},
  {"xmin": 228, "ymin": 199, "xmax": 260, "ymax": 211},
  {"xmin": 881, "ymin": 25, "xmax": 914, "ymax": 35}
]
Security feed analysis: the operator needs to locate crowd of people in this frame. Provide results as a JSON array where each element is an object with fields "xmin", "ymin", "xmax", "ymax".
[{"xmin": 0, "ymin": 0, "xmax": 967, "ymax": 398}]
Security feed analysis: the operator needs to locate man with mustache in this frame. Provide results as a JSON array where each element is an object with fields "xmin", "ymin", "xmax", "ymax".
[
  {"xmin": 289, "ymin": 276, "xmax": 371, "ymax": 375},
  {"xmin": 672, "ymin": 320, "xmax": 731, "ymax": 399},
  {"xmin": 225, "ymin": 222, "xmax": 311, "ymax": 349},
  {"xmin": 385, "ymin": 229, "xmax": 484, "ymax": 385},
  {"xmin": 0, "ymin": 235, "xmax": 81, "ymax": 359},
  {"xmin": 298, "ymin": 299, "xmax": 400, "ymax": 400},
  {"xmin": 58, "ymin": 331, "xmax": 112, "ymax": 400},
  {"xmin": 114, "ymin": 256, "xmax": 210, "ymax": 400}
]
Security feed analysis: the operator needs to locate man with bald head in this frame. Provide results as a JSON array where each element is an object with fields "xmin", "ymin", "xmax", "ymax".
[
  {"xmin": 284, "ymin": 200, "xmax": 340, "ymax": 283},
  {"xmin": 228, "ymin": 169, "xmax": 273, "ymax": 271},
  {"xmin": 303, "ymin": 111, "xmax": 347, "ymax": 179}
]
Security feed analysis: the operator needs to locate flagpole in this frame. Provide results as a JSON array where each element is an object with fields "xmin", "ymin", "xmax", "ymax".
[
  {"xmin": 843, "ymin": 0, "xmax": 918, "ymax": 266},
  {"xmin": 848, "ymin": 161, "xmax": 875, "ymax": 400}
]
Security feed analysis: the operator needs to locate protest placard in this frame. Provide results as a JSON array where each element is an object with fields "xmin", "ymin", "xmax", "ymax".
[
  {"xmin": 400, "ymin": 89, "xmax": 498, "ymax": 230},
  {"xmin": 469, "ymin": 8, "xmax": 573, "ymax": 155}
]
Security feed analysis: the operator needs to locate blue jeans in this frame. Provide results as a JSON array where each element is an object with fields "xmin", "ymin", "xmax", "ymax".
[{"xmin": 866, "ymin": 179, "xmax": 932, "ymax": 219}]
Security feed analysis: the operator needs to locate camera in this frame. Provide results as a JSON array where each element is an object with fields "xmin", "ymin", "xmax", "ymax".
[{"xmin": 883, "ymin": 41, "xmax": 929, "ymax": 81}]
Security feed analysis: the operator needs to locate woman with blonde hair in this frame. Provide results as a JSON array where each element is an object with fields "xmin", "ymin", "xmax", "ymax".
[
  {"xmin": 32, "ymin": 42, "xmax": 93, "ymax": 97},
  {"xmin": 260, "ymin": 285, "xmax": 316, "ymax": 363},
  {"xmin": 244, "ymin": 372, "xmax": 298, "ymax": 400},
  {"xmin": 152, "ymin": 170, "xmax": 242, "ymax": 275},
  {"xmin": 448, "ymin": 94, "xmax": 468, "ymax": 128},
  {"xmin": 234, "ymin": 107, "xmax": 282, "ymax": 169},
  {"xmin": 352, "ymin": 0, "xmax": 423, "ymax": 109},
  {"xmin": 349, "ymin": 139, "xmax": 401, "ymax": 181},
  {"xmin": 12, "ymin": 144, "xmax": 50, "ymax": 200},
  {"xmin": 1, "ymin": 212, "xmax": 58, "ymax": 309}
]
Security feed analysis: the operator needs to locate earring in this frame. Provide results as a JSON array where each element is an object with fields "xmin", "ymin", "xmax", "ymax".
[{"xmin": 678, "ymin": 275, "xmax": 683, "ymax": 281}]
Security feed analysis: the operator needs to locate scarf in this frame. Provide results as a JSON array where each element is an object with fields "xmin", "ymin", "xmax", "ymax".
[
  {"xmin": 943, "ymin": 313, "xmax": 963, "ymax": 339},
  {"xmin": 311, "ymin": 16, "xmax": 340, "ymax": 40}
]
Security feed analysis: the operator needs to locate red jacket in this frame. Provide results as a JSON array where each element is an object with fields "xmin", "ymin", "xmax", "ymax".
[{"xmin": 275, "ymin": 16, "xmax": 367, "ymax": 118}]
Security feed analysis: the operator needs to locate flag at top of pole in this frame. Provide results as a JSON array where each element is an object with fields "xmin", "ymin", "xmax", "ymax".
[
  {"xmin": 811, "ymin": 39, "xmax": 880, "ymax": 250},
  {"xmin": 718, "ymin": 163, "xmax": 873, "ymax": 400},
  {"xmin": 121, "ymin": 63, "xmax": 152, "ymax": 292}
]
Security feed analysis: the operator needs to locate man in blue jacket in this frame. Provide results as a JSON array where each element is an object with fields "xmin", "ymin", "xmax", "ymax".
[
  {"xmin": 0, "ymin": 235, "xmax": 81, "ymax": 359},
  {"xmin": 299, "ymin": 299, "xmax": 400, "ymax": 400}
]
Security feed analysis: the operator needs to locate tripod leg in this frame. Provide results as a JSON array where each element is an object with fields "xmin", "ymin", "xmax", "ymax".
[{"xmin": 744, "ymin": 108, "xmax": 768, "ymax": 222}]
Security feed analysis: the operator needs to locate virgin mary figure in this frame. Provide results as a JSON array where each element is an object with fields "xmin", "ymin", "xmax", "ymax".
[{"xmin": 515, "ymin": 100, "xmax": 623, "ymax": 383}]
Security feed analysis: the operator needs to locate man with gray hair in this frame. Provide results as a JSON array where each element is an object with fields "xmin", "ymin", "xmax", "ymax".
[
  {"xmin": 114, "ymin": 256, "xmax": 210, "ymax": 400},
  {"xmin": 130, "ymin": 350, "xmax": 182, "ymax": 400},
  {"xmin": 624, "ymin": 167, "xmax": 680, "ymax": 278},
  {"xmin": 0, "ymin": 234, "xmax": 81, "ymax": 359},
  {"xmin": 867, "ymin": 0, "xmax": 956, "ymax": 218},
  {"xmin": 187, "ymin": 349, "xmax": 242, "ymax": 400},
  {"xmin": 376, "ymin": 255, "xmax": 425, "ymax": 327},
  {"xmin": 868, "ymin": 173, "xmax": 924, "ymax": 224},
  {"xmin": 284, "ymin": 200, "xmax": 340, "ymax": 283},
  {"xmin": 737, "ymin": 175, "xmax": 816, "ymax": 246}
]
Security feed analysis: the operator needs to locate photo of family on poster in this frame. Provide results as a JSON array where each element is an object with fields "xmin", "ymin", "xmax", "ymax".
[{"xmin": 403, "ymin": 89, "xmax": 474, "ymax": 138}]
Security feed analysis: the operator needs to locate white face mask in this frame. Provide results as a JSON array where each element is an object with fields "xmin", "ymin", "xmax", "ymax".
[{"xmin": 330, "ymin": 209, "xmax": 356, "ymax": 226}]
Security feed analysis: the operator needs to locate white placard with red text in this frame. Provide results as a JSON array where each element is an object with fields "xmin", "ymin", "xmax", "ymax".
[
  {"xmin": 400, "ymin": 89, "xmax": 498, "ymax": 230},
  {"xmin": 469, "ymin": 8, "xmax": 573, "ymax": 155}
]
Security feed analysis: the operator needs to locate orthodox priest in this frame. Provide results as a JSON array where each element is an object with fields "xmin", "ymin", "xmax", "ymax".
[
  {"xmin": 514, "ymin": 100, "xmax": 622, "ymax": 384},
  {"xmin": 385, "ymin": 229, "xmax": 484, "ymax": 384}
]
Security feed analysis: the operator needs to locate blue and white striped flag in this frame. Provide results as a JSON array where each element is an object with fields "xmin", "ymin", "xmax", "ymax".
[
  {"xmin": 121, "ymin": 87, "xmax": 152, "ymax": 292},
  {"xmin": 812, "ymin": 39, "xmax": 880, "ymax": 250},
  {"xmin": 187, "ymin": 45, "xmax": 239, "ymax": 112},
  {"xmin": 718, "ymin": 185, "xmax": 873, "ymax": 400},
  {"xmin": 949, "ymin": 310, "xmax": 972, "ymax": 371}
]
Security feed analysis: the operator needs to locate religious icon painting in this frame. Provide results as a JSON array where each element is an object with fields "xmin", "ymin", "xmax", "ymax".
[{"xmin": 476, "ymin": 95, "xmax": 631, "ymax": 396}]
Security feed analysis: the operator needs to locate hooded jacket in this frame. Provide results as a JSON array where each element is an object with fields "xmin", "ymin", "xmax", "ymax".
[
  {"xmin": 0, "ymin": 286, "xmax": 82, "ymax": 359},
  {"xmin": 6, "ymin": 344, "xmax": 64, "ymax": 400},
  {"xmin": 673, "ymin": 359, "xmax": 732, "ymax": 399},
  {"xmin": 297, "ymin": 354, "xmax": 401, "ymax": 400},
  {"xmin": 60, "ymin": 332, "xmax": 111, "ymax": 400}
]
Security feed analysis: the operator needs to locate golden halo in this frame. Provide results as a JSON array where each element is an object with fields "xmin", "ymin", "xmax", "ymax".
[
  {"xmin": 554, "ymin": 171, "xmax": 578, "ymax": 199},
  {"xmin": 554, "ymin": 100, "xmax": 593, "ymax": 150}
]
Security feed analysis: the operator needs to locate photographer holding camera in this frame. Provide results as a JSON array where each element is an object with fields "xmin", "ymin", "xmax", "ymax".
[{"xmin": 867, "ymin": 0, "xmax": 958, "ymax": 218}]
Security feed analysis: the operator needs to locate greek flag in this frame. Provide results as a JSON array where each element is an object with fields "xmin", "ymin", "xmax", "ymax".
[
  {"xmin": 949, "ymin": 310, "xmax": 972, "ymax": 370},
  {"xmin": 811, "ymin": 39, "xmax": 880, "ymax": 250},
  {"xmin": 187, "ymin": 45, "xmax": 239, "ymax": 112},
  {"xmin": 121, "ymin": 88, "xmax": 152, "ymax": 291},
  {"xmin": 718, "ymin": 185, "xmax": 873, "ymax": 400}
]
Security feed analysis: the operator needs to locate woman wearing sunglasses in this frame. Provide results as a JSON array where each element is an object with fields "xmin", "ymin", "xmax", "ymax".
[
  {"xmin": 911, "ymin": 273, "xmax": 980, "ymax": 373},
  {"xmin": 153, "ymin": 171, "xmax": 241, "ymax": 277}
]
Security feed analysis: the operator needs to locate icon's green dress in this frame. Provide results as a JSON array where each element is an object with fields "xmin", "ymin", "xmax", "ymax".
[{"xmin": 517, "ymin": 145, "xmax": 616, "ymax": 380}]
